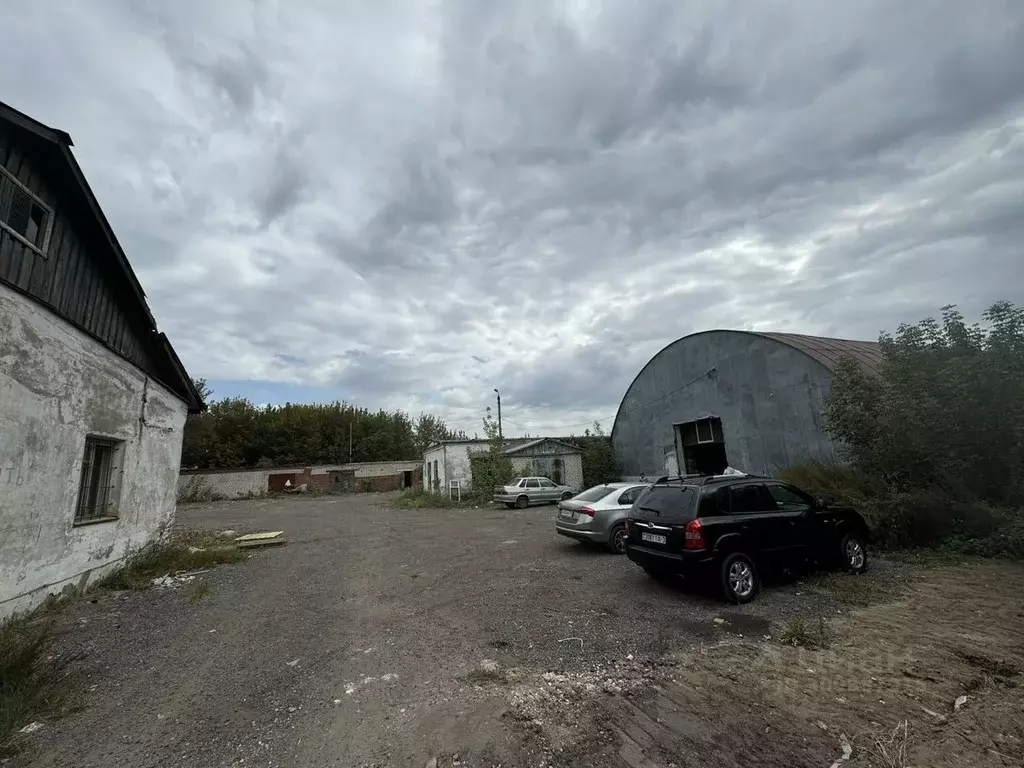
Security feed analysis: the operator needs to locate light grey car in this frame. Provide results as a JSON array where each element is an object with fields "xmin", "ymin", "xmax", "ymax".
[
  {"xmin": 494, "ymin": 477, "xmax": 574, "ymax": 508},
  {"xmin": 555, "ymin": 482, "xmax": 650, "ymax": 553}
]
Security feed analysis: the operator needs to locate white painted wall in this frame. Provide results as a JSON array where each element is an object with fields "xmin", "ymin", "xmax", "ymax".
[
  {"xmin": 0, "ymin": 284, "xmax": 188, "ymax": 619},
  {"xmin": 421, "ymin": 441, "xmax": 585, "ymax": 492},
  {"xmin": 422, "ymin": 442, "xmax": 479, "ymax": 491}
]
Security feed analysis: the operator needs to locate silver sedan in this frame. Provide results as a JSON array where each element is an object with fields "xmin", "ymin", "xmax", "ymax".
[{"xmin": 555, "ymin": 482, "xmax": 650, "ymax": 553}]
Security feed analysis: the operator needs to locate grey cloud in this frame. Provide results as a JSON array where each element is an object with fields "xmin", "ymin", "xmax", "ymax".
[{"xmin": 1, "ymin": 0, "xmax": 1022, "ymax": 433}]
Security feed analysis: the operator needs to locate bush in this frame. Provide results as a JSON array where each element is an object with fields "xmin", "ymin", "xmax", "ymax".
[
  {"xmin": 780, "ymin": 461, "xmax": 1010, "ymax": 551},
  {"xmin": 813, "ymin": 301, "xmax": 1024, "ymax": 557}
]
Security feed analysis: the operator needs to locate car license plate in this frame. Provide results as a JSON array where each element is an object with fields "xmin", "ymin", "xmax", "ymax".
[
  {"xmin": 641, "ymin": 532, "xmax": 667, "ymax": 545},
  {"xmin": 559, "ymin": 508, "xmax": 575, "ymax": 520}
]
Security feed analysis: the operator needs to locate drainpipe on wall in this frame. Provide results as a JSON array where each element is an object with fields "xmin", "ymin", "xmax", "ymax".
[{"xmin": 442, "ymin": 444, "xmax": 447, "ymax": 493}]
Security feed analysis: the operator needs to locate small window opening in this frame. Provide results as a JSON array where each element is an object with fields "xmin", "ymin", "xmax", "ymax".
[{"xmin": 74, "ymin": 437, "xmax": 123, "ymax": 524}]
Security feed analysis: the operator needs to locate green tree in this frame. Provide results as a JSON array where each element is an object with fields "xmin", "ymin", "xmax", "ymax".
[
  {"xmin": 818, "ymin": 301, "xmax": 1024, "ymax": 552},
  {"xmin": 826, "ymin": 302, "xmax": 1024, "ymax": 506},
  {"xmin": 180, "ymin": 392, "xmax": 460, "ymax": 470},
  {"xmin": 468, "ymin": 411, "xmax": 515, "ymax": 497}
]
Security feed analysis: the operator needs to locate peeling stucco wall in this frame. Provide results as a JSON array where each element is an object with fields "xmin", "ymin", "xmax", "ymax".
[
  {"xmin": 509, "ymin": 453, "xmax": 584, "ymax": 490},
  {"xmin": 0, "ymin": 284, "xmax": 188, "ymax": 618}
]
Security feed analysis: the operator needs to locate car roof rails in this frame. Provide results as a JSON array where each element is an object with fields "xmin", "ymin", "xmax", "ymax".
[{"xmin": 653, "ymin": 471, "xmax": 764, "ymax": 486}]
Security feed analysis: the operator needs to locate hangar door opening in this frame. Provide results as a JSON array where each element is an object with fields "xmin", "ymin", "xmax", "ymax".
[{"xmin": 676, "ymin": 417, "xmax": 729, "ymax": 475}]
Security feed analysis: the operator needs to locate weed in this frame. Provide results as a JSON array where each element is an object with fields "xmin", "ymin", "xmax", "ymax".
[
  {"xmin": 867, "ymin": 720, "xmax": 910, "ymax": 768},
  {"xmin": 394, "ymin": 488, "xmax": 474, "ymax": 509},
  {"xmin": 653, "ymin": 624, "xmax": 673, "ymax": 657},
  {"xmin": 177, "ymin": 475, "xmax": 222, "ymax": 504},
  {"xmin": 0, "ymin": 614, "xmax": 77, "ymax": 757},
  {"xmin": 99, "ymin": 542, "xmax": 246, "ymax": 591},
  {"xmin": 778, "ymin": 618, "xmax": 829, "ymax": 649},
  {"xmin": 186, "ymin": 582, "xmax": 212, "ymax": 603}
]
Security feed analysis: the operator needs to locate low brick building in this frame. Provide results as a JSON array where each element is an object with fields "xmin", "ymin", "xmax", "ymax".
[{"xmin": 177, "ymin": 461, "xmax": 423, "ymax": 500}]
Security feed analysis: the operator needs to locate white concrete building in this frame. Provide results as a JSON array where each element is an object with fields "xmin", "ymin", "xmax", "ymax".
[
  {"xmin": 423, "ymin": 438, "xmax": 584, "ymax": 494},
  {"xmin": 0, "ymin": 101, "xmax": 202, "ymax": 618}
]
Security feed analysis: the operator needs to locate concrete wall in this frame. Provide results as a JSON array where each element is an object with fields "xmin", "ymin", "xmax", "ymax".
[
  {"xmin": 423, "ymin": 443, "xmax": 476, "ymax": 492},
  {"xmin": 509, "ymin": 452, "xmax": 584, "ymax": 490},
  {"xmin": 178, "ymin": 461, "xmax": 423, "ymax": 499},
  {"xmin": 612, "ymin": 330, "xmax": 838, "ymax": 478},
  {"xmin": 423, "ymin": 441, "xmax": 585, "ymax": 492},
  {"xmin": 1, "ymin": 284, "xmax": 188, "ymax": 618}
]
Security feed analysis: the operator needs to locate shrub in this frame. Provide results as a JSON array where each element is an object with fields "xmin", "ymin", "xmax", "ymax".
[{"xmin": 814, "ymin": 301, "xmax": 1024, "ymax": 556}]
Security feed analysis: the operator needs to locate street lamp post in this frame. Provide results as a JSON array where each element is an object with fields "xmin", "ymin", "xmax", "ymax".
[{"xmin": 493, "ymin": 388, "xmax": 503, "ymax": 441}]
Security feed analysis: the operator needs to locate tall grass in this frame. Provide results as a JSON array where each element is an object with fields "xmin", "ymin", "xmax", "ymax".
[
  {"xmin": 99, "ymin": 542, "xmax": 246, "ymax": 591},
  {"xmin": 0, "ymin": 609, "xmax": 76, "ymax": 757}
]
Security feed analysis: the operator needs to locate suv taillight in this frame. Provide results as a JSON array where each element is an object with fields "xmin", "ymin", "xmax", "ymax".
[{"xmin": 684, "ymin": 518, "xmax": 706, "ymax": 550}]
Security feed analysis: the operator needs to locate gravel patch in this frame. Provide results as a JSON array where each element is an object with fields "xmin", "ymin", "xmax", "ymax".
[{"xmin": 11, "ymin": 494, "xmax": 906, "ymax": 767}]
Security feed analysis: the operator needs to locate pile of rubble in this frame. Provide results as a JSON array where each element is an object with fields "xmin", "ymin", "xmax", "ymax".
[{"xmin": 507, "ymin": 655, "xmax": 677, "ymax": 726}]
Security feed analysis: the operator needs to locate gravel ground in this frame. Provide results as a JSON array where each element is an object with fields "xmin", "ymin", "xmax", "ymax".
[{"xmin": 11, "ymin": 493, "xmax": 907, "ymax": 768}]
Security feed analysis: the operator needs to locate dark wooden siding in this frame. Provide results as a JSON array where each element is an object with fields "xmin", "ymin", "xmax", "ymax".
[{"xmin": 0, "ymin": 124, "xmax": 154, "ymax": 371}]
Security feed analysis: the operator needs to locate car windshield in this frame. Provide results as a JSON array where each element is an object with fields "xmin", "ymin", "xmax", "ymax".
[
  {"xmin": 573, "ymin": 485, "xmax": 618, "ymax": 503},
  {"xmin": 634, "ymin": 486, "xmax": 697, "ymax": 518}
]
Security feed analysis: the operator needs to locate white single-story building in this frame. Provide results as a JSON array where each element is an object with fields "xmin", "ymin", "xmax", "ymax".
[
  {"xmin": 0, "ymin": 101, "xmax": 202, "ymax": 619},
  {"xmin": 423, "ymin": 438, "xmax": 585, "ymax": 493}
]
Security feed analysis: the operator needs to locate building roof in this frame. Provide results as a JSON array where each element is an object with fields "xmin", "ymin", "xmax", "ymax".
[
  {"xmin": 503, "ymin": 438, "xmax": 583, "ymax": 455},
  {"xmin": 757, "ymin": 332, "xmax": 883, "ymax": 375},
  {"xmin": 0, "ymin": 100, "xmax": 203, "ymax": 412},
  {"xmin": 424, "ymin": 437, "xmax": 583, "ymax": 456}
]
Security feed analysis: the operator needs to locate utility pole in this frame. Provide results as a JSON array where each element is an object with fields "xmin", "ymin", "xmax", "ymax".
[
  {"xmin": 493, "ymin": 388, "xmax": 502, "ymax": 441},
  {"xmin": 348, "ymin": 422, "xmax": 353, "ymax": 463}
]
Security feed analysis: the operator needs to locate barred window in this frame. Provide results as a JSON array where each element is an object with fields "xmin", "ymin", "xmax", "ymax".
[
  {"xmin": 74, "ymin": 437, "xmax": 123, "ymax": 524},
  {"xmin": 0, "ymin": 167, "xmax": 51, "ymax": 252}
]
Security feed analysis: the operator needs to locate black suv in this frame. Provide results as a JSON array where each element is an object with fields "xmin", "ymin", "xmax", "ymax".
[{"xmin": 624, "ymin": 474, "xmax": 870, "ymax": 603}]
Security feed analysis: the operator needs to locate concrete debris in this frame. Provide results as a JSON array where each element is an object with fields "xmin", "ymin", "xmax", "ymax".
[
  {"xmin": 425, "ymin": 759, "xmax": 437, "ymax": 768},
  {"xmin": 286, "ymin": 659, "xmax": 299, "ymax": 667},
  {"xmin": 479, "ymin": 659, "xmax": 500, "ymax": 675},
  {"xmin": 954, "ymin": 694, "xmax": 969, "ymax": 711},
  {"xmin": 219, "ymin": 530, "xmax": 238, "ymax": 538},
  {"xmin": 713, "ymin": 617, "xmax": 726, "ymax": 625},
  {"xmin": 509, "ymin": 656, "xmax": 676, "ymax": 726},
  {"xmin": 150, "ymin": 570, "xmax": 209, "ymax": 588},
  {"xmin": 235, "ymin": 531, "xmax": 287, "ymax": 549},
  {"xmin": 19, "ymin": 721, "xmax": 44, "ymax": 734},
  {"xmin": 828, "ymin": 735, "xmax": 853, "ymax": 768}
]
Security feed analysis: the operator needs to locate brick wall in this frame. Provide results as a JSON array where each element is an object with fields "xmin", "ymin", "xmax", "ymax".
[{"xmin": 178, "ymin": 461, "xmax": 423, "ymax": 499}]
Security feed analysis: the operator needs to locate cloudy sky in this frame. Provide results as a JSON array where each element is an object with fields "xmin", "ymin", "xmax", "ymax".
[{"xmin": 2, "ymin": 1, "xmax": 1022, "ymax": 436}]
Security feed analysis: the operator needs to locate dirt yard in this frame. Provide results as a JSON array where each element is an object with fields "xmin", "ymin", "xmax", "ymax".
[{"xmin": 10, "ymin": 494, "xmax": 1024, "ymax": 767}]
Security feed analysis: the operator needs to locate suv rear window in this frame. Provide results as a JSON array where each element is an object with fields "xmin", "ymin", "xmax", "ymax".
[
  {"xmin": 634, "ymin": 486, "xmax": 697, "ymax": 521},
  {"xmin": 574, "ymin": 485, "xmax": 617, "ymax": 503}
]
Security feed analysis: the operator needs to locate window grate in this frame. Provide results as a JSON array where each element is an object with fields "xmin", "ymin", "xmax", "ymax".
[{"xmin": 75, "ymin": 437, "xmax": 121, "ymax": 523}]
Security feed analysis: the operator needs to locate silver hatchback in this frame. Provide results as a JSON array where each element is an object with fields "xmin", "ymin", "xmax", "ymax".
[{"xmin": 555, "ymin": 482, "xmax": 650, "ymax": 553}]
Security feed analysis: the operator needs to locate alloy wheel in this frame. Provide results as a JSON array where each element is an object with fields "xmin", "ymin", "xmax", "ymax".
[{"xmin": 729, "ymin": 560, "xmax": 754, "ymax": 598}]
